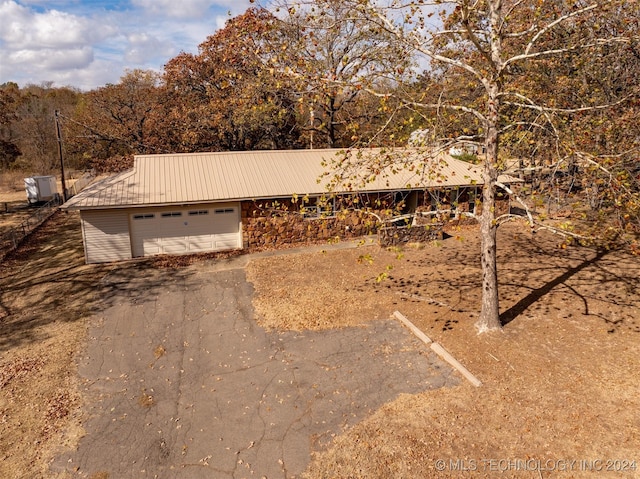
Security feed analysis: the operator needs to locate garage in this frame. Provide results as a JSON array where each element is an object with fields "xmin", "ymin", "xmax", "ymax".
[
  {"xmin": 129, "ymin": 203, "xmax": 241, "ymax": 258},
  {"xmin": 62, "ymin": 149, "xmax": 514, "ymax": 264}
]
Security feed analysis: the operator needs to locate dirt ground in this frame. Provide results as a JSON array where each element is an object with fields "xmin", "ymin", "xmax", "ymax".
[
  {"xmin": 0, "ymin": 173, "xmax": 90, "ymax": 236},
  {"xmin": 0, "ymin": 188, "xmax": 34, "ymax": 236},
  {"xmin": 0, "ymin": 210, "xmax": 114, "ymax": 479},
  {"xmin": 246, "ymin": 223, "xmax": 640, "ymax": 478},
  {"xmin": 0, "ymin": 175, "xmax": 61, "ymax": 236},
  {"xmin": 1, "ymin": 207, "xmax": 639, "ymax": 478}
]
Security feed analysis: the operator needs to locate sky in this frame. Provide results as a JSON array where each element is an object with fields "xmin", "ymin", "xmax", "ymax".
[{"xmin": 0, "ymin": 0, "xmax": 254, "ymax": 91}]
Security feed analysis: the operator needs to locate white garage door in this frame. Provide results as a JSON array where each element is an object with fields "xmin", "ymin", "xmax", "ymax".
[{"xmin": 130, "ymin": 204, "xmax": 241, "ymax": 257}]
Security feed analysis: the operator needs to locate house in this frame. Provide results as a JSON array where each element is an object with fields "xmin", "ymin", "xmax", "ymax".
[{"xmin": 62, "ymin": 148, "xmax": 518, "ymax": 264}]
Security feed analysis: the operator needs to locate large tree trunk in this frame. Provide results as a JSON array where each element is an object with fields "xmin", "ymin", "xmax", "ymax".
[
  {"xmin": 476, "ymin": 0, "xmax": 504, "ymax": 333},
  {"xmin": 477, "ymin": 82, "xmax": 502, "ymax": 333}
]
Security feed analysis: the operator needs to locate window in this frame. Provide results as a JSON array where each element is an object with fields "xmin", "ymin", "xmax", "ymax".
[
  {"xmin": 214, "ymin": 208, "xmax": 235, "ymax": 214},
  {"xmin": 301, "ymin": 196, "xmax": 336, "ymax": 219},
  {"xmin": 468, "ymin": 188, "xmax": 477, "ymax": 213},
  {"xmin": 161, "ymin": 211, "xmax": 182, "ymax": 218},
  {"xmin": 188, "ymin": 210, "xmax": 209, "ymax": 216},
  {"xmin": 133, "ymin": 213, "xmax": 155, "ymax": 220}
]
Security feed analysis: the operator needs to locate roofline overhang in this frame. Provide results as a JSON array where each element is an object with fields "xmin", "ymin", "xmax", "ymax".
[{"xmin": 62, "ymin": 184, "xmax": 491, "ymax": 211}]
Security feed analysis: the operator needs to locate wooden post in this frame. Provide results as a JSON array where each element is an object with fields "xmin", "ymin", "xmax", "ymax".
[
  {"xmin": 430, "ymin": 342, "xmax": 482, "ymax": 387},
  {"xmin": 393, "ymin": 310, "xmax": 482, "ymax": 387},
  {"xmin": 393, "ymin": 311, "xmax": 432, "ymax": 345}
]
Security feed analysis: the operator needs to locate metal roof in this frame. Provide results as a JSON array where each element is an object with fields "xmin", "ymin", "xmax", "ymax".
[{"xmin": 62, "ymin": 148, "xmax": 520, "ymax": 210}]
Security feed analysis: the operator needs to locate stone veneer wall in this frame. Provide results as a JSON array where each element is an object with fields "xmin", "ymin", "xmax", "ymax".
[
  {"xmin": 241, "ymin": 200, "xmax": 380, "ymax": 248},
  {"xmin": 239, "ymin": 190, "xmax": 511, "ymax": 249},
  {"xmin": 379, "ymin": 223, "xmax": 444, "ymax": 247}
]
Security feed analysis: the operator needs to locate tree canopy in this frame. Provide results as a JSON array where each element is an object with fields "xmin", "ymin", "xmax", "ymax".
[
  {"xmin": 283, "ymin": 0, "xmax": 639, "ymax": 330},
  {"xmin": 162, "ymin": 8, "xmax": 303, "ymax": 152}
]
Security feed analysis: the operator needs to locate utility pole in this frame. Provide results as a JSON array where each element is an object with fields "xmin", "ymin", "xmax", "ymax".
[{"xmin": 54, "ymin": 110, "xmax": 67, "ymax": 202}]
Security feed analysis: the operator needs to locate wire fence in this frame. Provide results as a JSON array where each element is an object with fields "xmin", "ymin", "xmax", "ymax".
[
  {"xmin": 0, "ymin": 170, "xmax": 95, "ymax": 261},
  {"xmin": 0, "ymin": 197, "xmax": 62, "ymax": 261}
]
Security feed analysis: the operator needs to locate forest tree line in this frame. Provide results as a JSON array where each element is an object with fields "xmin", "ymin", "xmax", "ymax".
[
  {"xmin": 1, "ymin": 4, "xmax": 636, "ymax": 178},
  {"xmin": 0, "ymin": 7, "xmax": 406, "ymax": 174}
]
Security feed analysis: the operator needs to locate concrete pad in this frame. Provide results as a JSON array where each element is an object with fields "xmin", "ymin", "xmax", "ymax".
[{"xmin": 52, "ymin": 266, "xmax": 456, "ymax": 478}]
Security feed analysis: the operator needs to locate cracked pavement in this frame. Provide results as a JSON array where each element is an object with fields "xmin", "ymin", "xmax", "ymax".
[{"xmin": 52, "ymin": 262, "xmax": 456, "ymax": 478}]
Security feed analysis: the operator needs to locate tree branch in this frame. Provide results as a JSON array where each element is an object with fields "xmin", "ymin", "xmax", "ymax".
[
  {"xmin": 403, "ymin": 99, "xmax": 487, "ymax": 124},
  {"xmin": 495, "ymin": 181, "xmax": 534, "ymax": 227},
  {"xmin": 522, "ymin": 3, "xmax": 599, "ymax": 57},
  {"xmin": 502, "ymin": 93, "xmax": 630, "ymax": 114},
  {"xmin": 359, "ymin": 3, "xmax": 489, "ymax": 88},
  {"xmin": 507, "ymin": 36, "xmax": 634, "ymax": 67},
  {"xmin": 461, "ymin": 2, "xmax": 493, "ymax": 66}
]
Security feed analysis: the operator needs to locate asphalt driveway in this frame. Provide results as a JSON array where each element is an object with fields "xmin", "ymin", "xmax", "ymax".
[{"xmin": 52, "ymin": 256, "xmax": 456, "ymax": 478}]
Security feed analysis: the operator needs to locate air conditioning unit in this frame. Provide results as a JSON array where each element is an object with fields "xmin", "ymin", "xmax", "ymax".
[{"xmin": 24, "ymin": 176, "xmax": 58, "ymax": 204}]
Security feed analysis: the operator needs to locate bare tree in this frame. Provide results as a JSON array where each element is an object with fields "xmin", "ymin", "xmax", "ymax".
[
  {"xmin": 64, "ymin": 70, "xmax": 164, "ymax": 172},
  {"xmin": 284, "ymin": 0, "xmax": 638, "ymax": 332},
  {"xmin": 275, "ymin": 0, "xmax": 413, "ymax": 148},
  {"xmin": 0, "ymin": 83, "xmax": 80, "ymax": 173},
  {"xmin": 0, "ymin": 84, "xmax": 22, "ymax": 170}
]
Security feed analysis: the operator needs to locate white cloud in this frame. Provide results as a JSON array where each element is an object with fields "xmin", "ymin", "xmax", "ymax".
[
  {"xmin": 0, "ymin": 1, "xmax": 112, "ymax": 49},
  {"xmin": 124, "ymin": 33, "xmax": 174, "ymax": 64},
  {"xmin": 0, "ymin": 44, "xmax": 102, "ymax": 89},
  {"xmin": 15, "ymin": 0, "xmax": 73, "ymax": 5},
  {"xmin": 0, "ymin": 0, "xmax": 110, "ymax": 87},
  {"xmin": 0, "ymin": 0, "xmax": 254, "ymax": 89},
  {"xmin": 9, "ymin": 45, "xmax": 93, "ymax": 70},
  {"xmin": 133, "ymin": 0, "xmax": 224, "ymax": 19}
]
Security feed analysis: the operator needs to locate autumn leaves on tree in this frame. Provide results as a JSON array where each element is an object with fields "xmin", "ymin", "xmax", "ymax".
[
  {"xmin": 282, "ymin": 0, "xmax": 637, "ymax": 330},
  {"xmin": 1, "ymin": 1, "xmax": 638, "ymax": 332}
]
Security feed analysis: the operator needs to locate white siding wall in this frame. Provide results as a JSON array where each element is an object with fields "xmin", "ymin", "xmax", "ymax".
[{"xmin": 81, "ymin": 210, "xmax": 132, "ymax": 263}]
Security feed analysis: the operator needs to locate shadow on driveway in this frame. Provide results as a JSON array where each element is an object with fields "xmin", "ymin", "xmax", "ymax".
[{"xmin": 52, "ymin": 266, "xmax": 457, "ymax": 479}]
